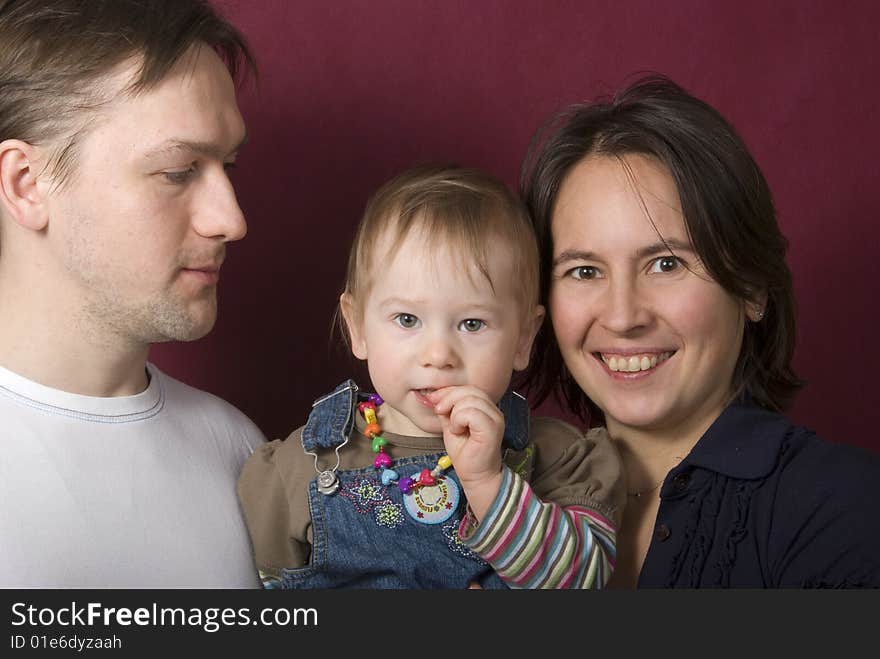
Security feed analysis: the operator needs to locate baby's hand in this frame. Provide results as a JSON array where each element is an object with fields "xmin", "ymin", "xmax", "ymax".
[{"xmin": 427, "ymin": 386, "xmax": 504, "ymax": 519}]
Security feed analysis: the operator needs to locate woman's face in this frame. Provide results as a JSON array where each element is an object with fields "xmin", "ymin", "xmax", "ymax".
[{"xmin": 549, "ymin": 154, "xmax": 746, "ymax": 442}]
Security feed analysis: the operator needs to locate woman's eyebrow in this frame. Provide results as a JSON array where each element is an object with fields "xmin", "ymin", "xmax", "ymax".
[
  {"xmin": 553, "ymin": 240, "xmax": 695, "ymax": 268},
  {"xmin": 553, "ymin": 249, "xmax": 596, "ymax": 267},
  {"xmin": 635, "ymin": 239, "xmax": 694, "ymax": 259}
]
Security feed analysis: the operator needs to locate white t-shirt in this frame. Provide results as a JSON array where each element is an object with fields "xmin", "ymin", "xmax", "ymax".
[{"xmin": 0, "ymin": 363, "xmax": 266, "ymax": 588}]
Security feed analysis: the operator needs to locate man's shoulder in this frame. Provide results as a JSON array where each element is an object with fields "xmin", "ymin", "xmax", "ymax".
[{"xmin": 149, "ymin": 364, "xmax": 267, "ymax": 448}]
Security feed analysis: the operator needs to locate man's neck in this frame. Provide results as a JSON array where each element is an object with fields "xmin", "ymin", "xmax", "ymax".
[{"xmin": 0, "ymin": 278, "xmax": 150, "ymax": 398}]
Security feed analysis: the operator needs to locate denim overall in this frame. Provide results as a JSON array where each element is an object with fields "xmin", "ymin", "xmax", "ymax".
[{"xmin": 281, "ymin": 380, "xmax": 530, "ymax": 589}]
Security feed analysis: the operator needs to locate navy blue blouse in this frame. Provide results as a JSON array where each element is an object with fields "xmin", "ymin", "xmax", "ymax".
[{"xmin": 639, "ymin": 398, "xmax": 880, "ymax": 587}]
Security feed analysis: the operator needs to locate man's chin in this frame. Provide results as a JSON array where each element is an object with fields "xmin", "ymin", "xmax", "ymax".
[{"xmin": 145, "ymin": 311, "xmax": 217, "ymax": 344}]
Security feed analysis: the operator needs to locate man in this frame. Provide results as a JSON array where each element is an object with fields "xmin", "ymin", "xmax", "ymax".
[{"xmin": 0, "ymin": 0, "xmax": 266, "ymax": 587}]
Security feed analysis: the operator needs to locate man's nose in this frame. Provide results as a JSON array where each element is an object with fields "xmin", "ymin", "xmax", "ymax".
[{"xmin": 192, "ymin": 167, "xmax": 247, "ymax": 242}]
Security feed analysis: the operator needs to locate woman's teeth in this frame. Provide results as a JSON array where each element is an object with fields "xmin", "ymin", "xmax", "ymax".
[{"xmin": 600, "ymin": 352, "xmax": 673, "ymax": 372}]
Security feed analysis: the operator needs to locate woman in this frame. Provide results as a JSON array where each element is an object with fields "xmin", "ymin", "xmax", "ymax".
[{"xmin": 521, "ymin": 74, "xmax": 880, "ymax": 587}]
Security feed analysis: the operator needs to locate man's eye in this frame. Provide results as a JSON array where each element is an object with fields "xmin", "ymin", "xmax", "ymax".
[
  {"xmin": 162, "ymin": 165, "xmax": 196, "ymax": 184},
  {"xmin": 648, "ymin": 256, "xmax": 681, "ymax": 274},
  {"xmin": 458, "ymin": 319, "xmax": 485, "ymax": 333},
  {"xmin": 568, "ymin": 265, "xmax": 598, "ymax": 280},
  {"xmin": 394, "ymin": 313, "xmax": 420, "ymax": 329}
]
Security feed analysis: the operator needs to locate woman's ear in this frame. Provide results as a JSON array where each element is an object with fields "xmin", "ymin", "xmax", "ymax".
[
  {"xmin": 744, "ymin": 290, "xmax": 768, "ymax": 323},
  {"xmin": 0, "ymin": 140, "xmax": 49, "ymax": 231},
  {"xmin": 513, "ymin": 304, "xmax": 546, "ymax": 371},
  {"xmin": 339, "ymin": 293, "xmax": 368, "ymax": 360}
]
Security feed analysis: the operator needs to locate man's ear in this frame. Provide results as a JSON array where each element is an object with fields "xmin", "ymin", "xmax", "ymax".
[
  {"xmin": 0, "ymin": 140, "xmax": 49, "ymax": 231},
  {"xmin": 513, "ymin": 304, "xmax": 546, "ymax": 371},
  {"xmin": 339, "ymin": 293, "xmax": 368, "ymax": 360}
]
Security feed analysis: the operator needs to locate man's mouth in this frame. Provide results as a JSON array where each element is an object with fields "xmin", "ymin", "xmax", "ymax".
[
  {"xmin": 595, "ymin": 351, "xmax": 675, "ymax": 373},
  {"xmin": 183, "ymin": 262, "xmax": 222, "ymax": 273}
]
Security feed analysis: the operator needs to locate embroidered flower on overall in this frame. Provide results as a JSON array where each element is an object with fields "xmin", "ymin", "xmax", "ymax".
[
  {"xmin": 339, "ymin": 476, "xmax": 387, "ymax": 515},
  {"xmin": 442, "ymin": 520, "xmax": 486, "ymax": 564},
  {"xmin": 374, "ymin": 501, "xmax": 405, "ymax": 529}
]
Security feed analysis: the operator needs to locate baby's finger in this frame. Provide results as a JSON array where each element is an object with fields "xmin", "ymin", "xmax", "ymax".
[
  {"xmin": 428, "ymin": 385, "xmax": 493, "ymax": 415},
  {"xmin": 448, "ymin": 401, "xmax": 501, "ymax": 439}
]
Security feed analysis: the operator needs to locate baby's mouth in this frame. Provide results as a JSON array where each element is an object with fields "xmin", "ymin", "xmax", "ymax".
[{"xmin": 412, "ymin": 389, "xmax": 438, "ymax": 408}]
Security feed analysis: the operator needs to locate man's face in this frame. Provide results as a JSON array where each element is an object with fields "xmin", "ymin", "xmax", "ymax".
[{"xmin": 41, "ymin": 45, "xmax": 247, "ymax": 345}]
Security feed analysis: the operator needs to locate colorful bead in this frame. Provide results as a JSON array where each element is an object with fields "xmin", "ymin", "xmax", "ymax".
[{"xmin": 358, "ymin": 392, "xmax": 452, "ymax": 497}]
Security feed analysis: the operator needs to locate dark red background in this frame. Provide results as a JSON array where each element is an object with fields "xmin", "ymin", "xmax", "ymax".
[{"xmin": 152, "ymin": 1, "xmax": 880, "ymax": 452}]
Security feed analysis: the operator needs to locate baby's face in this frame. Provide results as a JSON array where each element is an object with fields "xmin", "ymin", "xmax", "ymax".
[{"xmin": 347, "ymin": 229, "xmax": 539, "ymax": 436}]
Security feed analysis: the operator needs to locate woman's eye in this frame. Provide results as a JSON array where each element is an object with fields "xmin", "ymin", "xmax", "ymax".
[
  {"xmin": 568, "ymin": 265, "xmax": 599, "ymax": 280},
  {"xmin": 394, "ymin": 313, "xmax": 420, "ymax": 329},
  {"xmin": 458, "ymin": 318, "xmax": 485, "ymax": 333},
  {"xmin": 648, "ymin": 256, "xmax": 681, "ymax": 274}
]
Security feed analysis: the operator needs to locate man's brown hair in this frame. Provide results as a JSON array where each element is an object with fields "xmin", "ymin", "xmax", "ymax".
[{"xmin": 0, "ymin": 0, "xmax": 254, "ymax": 186}]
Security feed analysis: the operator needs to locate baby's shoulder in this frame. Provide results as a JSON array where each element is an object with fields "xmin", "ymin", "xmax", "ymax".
[
  {"xmin": 243, "ymin": 424, "xmax": 313, "ymax": 481},
  {"xmin": 529, "ymin": 416, "xmax": 611, "ymax": 450},
  {"xmin": 526, "ymin": 416, "xmax": 616, "ymax": 473}
]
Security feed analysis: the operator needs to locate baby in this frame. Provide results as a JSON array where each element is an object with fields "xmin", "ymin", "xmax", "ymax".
[{"xmin": 238, "ymin": 164, "xmax": 624, "ymax": 588}]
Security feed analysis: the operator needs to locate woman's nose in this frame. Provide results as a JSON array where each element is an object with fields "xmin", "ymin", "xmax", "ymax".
[{"xmin": 599, "ymin": 279, "xmax": 651, "ymax": 334}]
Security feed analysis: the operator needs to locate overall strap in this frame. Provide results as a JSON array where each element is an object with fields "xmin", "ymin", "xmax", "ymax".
[
  {"xmin": 499, "ymin": 389, "xmax": 530, "ymax": 450},
  {"xmin": 301, "ymin": 380, "xmax": 359, "ymax": 451}
]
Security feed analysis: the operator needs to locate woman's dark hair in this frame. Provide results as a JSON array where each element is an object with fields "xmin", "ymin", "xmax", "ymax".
[{"xmin": 520, "ymin": 74, "xmax": 803, "ymax": 424}]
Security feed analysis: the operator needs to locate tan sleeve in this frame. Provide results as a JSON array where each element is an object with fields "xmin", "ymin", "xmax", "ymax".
[
  {"xmin": 527, "ymin": 417, "xmax": 625, "ymax": 527},
  {"xmin": 236, "ymin": 428, "xmax": 313, "ymax": 580}
]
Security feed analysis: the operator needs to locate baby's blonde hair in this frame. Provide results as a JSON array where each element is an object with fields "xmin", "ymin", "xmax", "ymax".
[{"xmin": 339, "ymin": 164, "xmax": 539, "ymax": 342}]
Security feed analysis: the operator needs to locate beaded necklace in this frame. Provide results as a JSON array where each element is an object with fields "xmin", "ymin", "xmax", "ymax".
[{"xmin": 358, "ymin": 394, "xmax": 453, "ymax": 494}]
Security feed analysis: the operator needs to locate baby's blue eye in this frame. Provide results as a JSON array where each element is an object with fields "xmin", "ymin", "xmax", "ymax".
[
  {"xmin": 458, "ymin": 319, "xmax": 485, "ymax": 332},
  {"xmin": 394, "ymin": 313, "xmax": 420, "ymax": 329}
]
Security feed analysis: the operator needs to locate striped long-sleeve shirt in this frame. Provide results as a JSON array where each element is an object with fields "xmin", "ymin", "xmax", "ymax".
[{"xmin": 459, "ymin": 466, "xmax": 617, "ymax": 589}]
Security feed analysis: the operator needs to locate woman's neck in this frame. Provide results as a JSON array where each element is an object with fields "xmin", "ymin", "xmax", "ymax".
[{"xmin": 606, "ymin": 395, "xmax": 729, "ymax": 493}]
